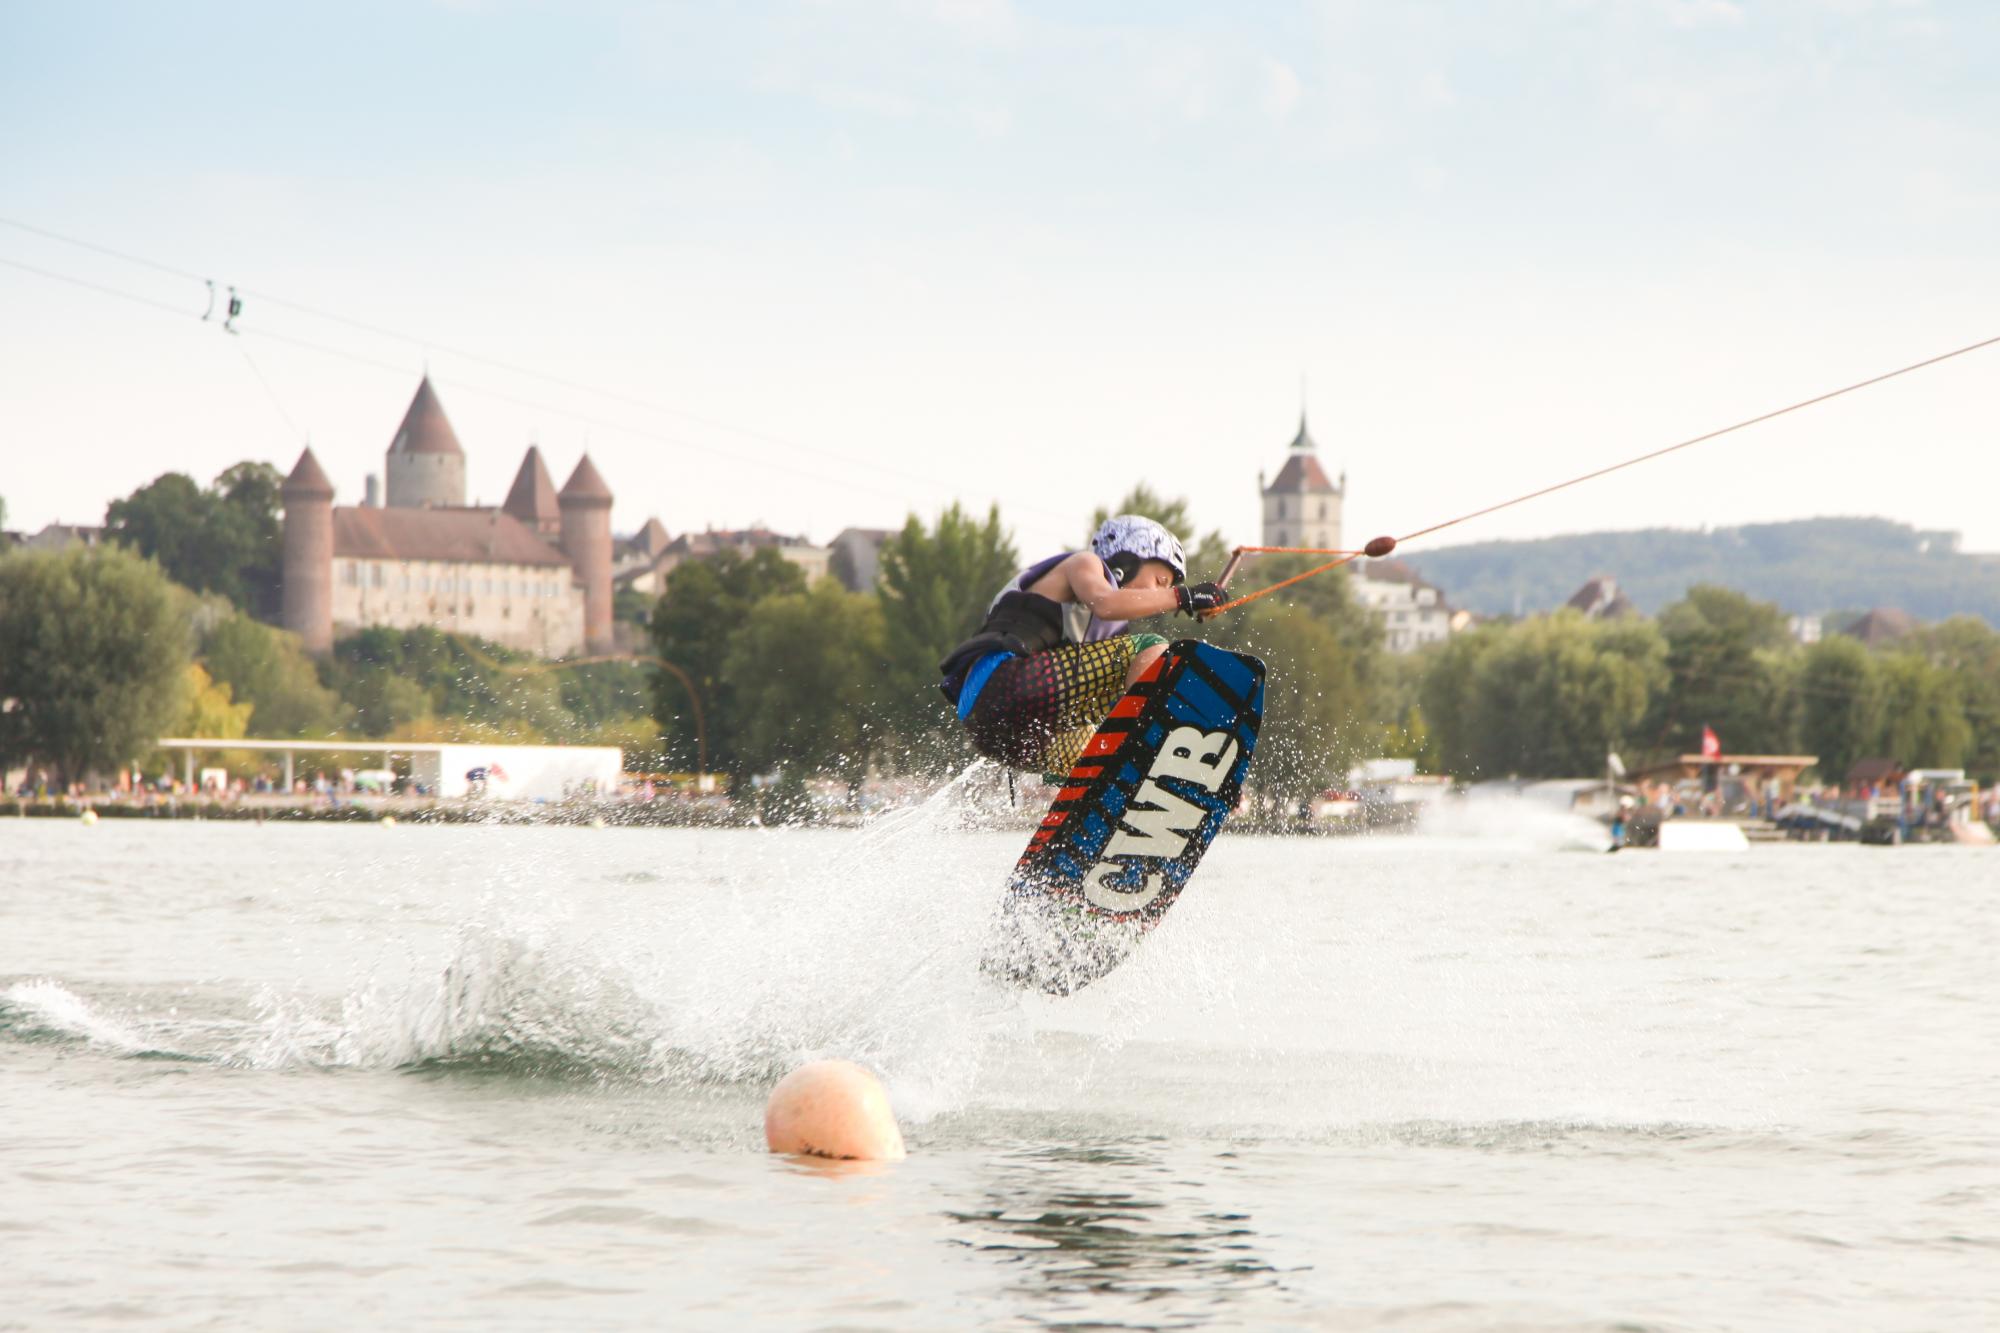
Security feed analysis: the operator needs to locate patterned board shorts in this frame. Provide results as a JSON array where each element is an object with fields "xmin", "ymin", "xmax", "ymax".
[{"xmin": 964, "ymin": 634, "xmax": 1165, "ymax": 776}]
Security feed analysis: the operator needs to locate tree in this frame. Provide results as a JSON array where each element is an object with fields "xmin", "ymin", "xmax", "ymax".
[
  {"xmin": 0, "ymin": 546, "xmax": 189, "ymax": 786},
  {"xmin": 724, "ymin": 581, "xmax": 892, "ymax": 798},
  {"xmin": 1912, "ymin": 617, "xmax": 2000, "ymax": 782},
  {"xmin": 1874, "ymin": 651, "xmax": 1969, "ymax": 771},
  {"xmin": 1420, "ymin": 613, "xmax": 1667, "ymax": 779},
  {"xmin": 1796, "ymin": 637, "xmax": 1881, "ymax": 782},
  {"xmin": 179, "ymin": 663, "xmax": 254, "ymax": 739},
  {"xmin": 553, "ymin": 660, "xmax": 656, "ymax": 735},
  {"xmin": 874, "ymin": 504, "xmax": 1019, "ymax": 768},
  {"xmin": 1649, "ymin": 585, "xmax": 1797, "ymax": 755},
  {"xmin": 324, "ymin": 626, "xmax": 570, "ymax": 739},
  {"xmin": 103, "ymin": 463, "xmax": 283, "ymax": 619},
  {"xmin": 1207, "ymin": 602, "xmax": 1369, "ymax": 807},
  {"xmin": 647, "ymin": 547, "xmax": 808, "ymax": 772},
  {"xmin": 201, "ymin": 613, "xmax": 341, "ymax": 737}
]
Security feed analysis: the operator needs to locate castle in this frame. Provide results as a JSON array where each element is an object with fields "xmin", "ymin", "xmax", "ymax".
[{"xmin": 280, "ymin": 377, "xmax": 613, "ymax": 658}]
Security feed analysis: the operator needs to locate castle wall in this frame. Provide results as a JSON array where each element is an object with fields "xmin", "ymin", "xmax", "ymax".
[
  {"xmin": 384, "ymin": 451, "xmax": 465, "ymax": 509},
  {"xmin": 560, "ymin": 500, "xmax": 614, "ymax": 656},
  {"xmin": 281, "ymin": 497, "xmax": 334, "ymax": 654},
  {"xmin": 330, "ymin": 556, "xmax": 584, "ymax": 657}
]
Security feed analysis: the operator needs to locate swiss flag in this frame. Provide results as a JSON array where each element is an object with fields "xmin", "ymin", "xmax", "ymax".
[{"xmin": 1701, "ymin": 725, "xmax": 1721, "ymax": 760}]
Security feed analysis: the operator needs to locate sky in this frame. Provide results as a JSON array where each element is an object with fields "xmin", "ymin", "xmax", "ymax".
[{"xmin": 3, "ymin": 0, "xmax": 1997, "ymax": 564}]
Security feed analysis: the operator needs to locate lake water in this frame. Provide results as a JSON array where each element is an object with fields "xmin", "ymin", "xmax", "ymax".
[{"xmin": 3, "ymin": 803, "xmax": 1995, "ymax": 1331}]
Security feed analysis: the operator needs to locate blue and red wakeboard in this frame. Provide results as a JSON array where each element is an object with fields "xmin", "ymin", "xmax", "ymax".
[{"xmin": 982, "ymin": 639, "xmax": 1265, "ymax": 995}]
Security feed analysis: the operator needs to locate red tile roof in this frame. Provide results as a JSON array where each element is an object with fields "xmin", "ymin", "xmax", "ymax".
[
  {"xmin": 559, "ymin": 453, "xmax": 613, "ymax": 504},
  {"xmin": 502, "ymin": 446, "xmax": 559, "ymax": 530},
  {"xmin": 330, "ymin": 506, "xmax": 572, "ymax": 567},
  {"xmin": 282, "ymin": 447, "xmax": 335, "ymax": 499},
  {"xmin": 388, "ymin": 377, "xmax": 464, "ymax": 456},
  {"xmin": 1265, "ymin": 450, "xmax": 1336, "ymax": 494}
]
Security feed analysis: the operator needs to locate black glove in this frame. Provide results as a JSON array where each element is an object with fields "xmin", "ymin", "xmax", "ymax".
[{"xmin": 1175, "ymin": 581, "xmax": 1226, "ymax": 616}]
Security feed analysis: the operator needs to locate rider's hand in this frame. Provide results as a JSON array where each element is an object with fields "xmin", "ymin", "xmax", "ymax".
[{"xmin": 1175, "ymin": 582, "xmax": 1226, "ymax": 616}]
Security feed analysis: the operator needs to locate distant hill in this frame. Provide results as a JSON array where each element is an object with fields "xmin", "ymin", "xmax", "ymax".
[{"xmin": 1399, "ymin": 517, "xmax": 2000, "ymax": 625}]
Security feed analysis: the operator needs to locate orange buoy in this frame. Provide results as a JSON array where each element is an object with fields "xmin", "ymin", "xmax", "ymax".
[{"xmin": 764, "ymin": 1060, "xmax": 907, "ymax": 1161}]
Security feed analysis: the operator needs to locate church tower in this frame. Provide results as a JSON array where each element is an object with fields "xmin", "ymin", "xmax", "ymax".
[
  {"xmin": 1259, "ymin": 406, "xmax": 1343, "ymax": 550},
  {"xmin": 383, "ymin": 375, "xmax": 466, "ymax": 508}
]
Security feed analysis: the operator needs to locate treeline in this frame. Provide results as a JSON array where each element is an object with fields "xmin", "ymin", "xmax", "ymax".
[
  {"xmin": 7, "ymin": 464, "xmax": 1995, "ymax": 796},
  {"xmin": 1405, "ymin": 587, "xmax": 2000, "ymax": 783},
  {"xmin": 641, "ymin": 489, "xmax": 1393, "ymax": 806},
  {"xmin": 0, "ymin": 542, "xmax": 659, "ymax": 786},
  {"xmin": 657, "ymin": 499, "xmax": 2000, "ymax": 795}
]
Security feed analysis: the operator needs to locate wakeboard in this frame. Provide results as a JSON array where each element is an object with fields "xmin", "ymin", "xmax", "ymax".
[{"xmin": 982, "ymin": 639, "xmax": 1265, "ymax": 996}]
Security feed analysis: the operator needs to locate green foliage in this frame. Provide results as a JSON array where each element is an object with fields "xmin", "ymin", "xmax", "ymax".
[
  {"xmin": 201, "ymin": 613, "xmax": 341, "ymax": 737},
  {"xmin": 724, "ymin": 580, "xmax": 891, "ymax": 792},
  {"xmin": 179, "ymin": 663, "xmax": 253, "ymax": 739},
  {"xmin": 325, "ymin": 626, "xmax": 563, "ymax": 739},
  {"xmin": 103, "ymin": 462, "xmax": 283, "ymax": 619},
  {"xmin": 647, "ymin": 547, "xmax": 809, "ymax": 772},
  {"xmin": 1873, "ymin": 652, "xmax": 1969, "ymax": 773},
  {"xmin": 1910, "ymin": 617, "xmax": 2000, "ymax": 782},
  {"xmin": 554, "ymin": 660, "xmax": 655, "ymax": 732},
  {"xmin": 1233, "ymin": 556, "xmax": 1383, "ymax": 681},
  {"xmin": 1208, "ymin": 603, "xmax": 1368, "ymax": 802},
  {"xmin": 874, "ymin": 504, "xmax": 1019, "ymax": 770},
  {"xmin": 1796, "ymin": 637, "xmax": 1880, "ymax": 782},
  {"xmin": 0, "ymin": 545, "xmax": 190, "ymax": 783},
  {"xmin": 613, "ymin": 582, "xmax": 652, "ymax": 625},
  {"xmin": 1419, "ymin": 612, "xmax": 1668, "ymax": 778},
  {"xmin": 1403, "ymin": 517, "xmax": 2000, "ymax": 624},
  {"xmin": 1648, "ymin": 586, "xmax": 1796, "ymax": 754}
]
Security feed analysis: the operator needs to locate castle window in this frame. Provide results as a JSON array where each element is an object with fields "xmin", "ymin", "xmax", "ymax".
[{"xmin": 341, "ymin": 561, "xmax": 358, "ymax": 587}]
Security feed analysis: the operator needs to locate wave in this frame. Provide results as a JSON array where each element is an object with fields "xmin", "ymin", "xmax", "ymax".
[
  {"xmin": 1, "ymin": 978, "xmax": 160, "ymax": 1055},
  {"xmin": 4, "ymin": 767, "xmax": 1018, "ymax": 1101}
]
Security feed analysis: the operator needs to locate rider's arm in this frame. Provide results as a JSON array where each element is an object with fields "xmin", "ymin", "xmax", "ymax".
[{"xmin": 1060, "ymin": 552, "xmax": 1181, "ymax": 620}]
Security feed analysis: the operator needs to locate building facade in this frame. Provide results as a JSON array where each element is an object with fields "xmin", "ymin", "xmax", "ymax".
[
  {"xmin": 281, "ymin": 378, "xmax": 614, "ymax": 658},
  {"xmin": 1349, "ymin": 560, "xmax": 1456, "ymax": 654}
]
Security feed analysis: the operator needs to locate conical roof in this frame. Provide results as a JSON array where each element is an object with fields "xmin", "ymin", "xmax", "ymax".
[
  {"xmin": 634, "ymin": 516, "xmax": 670, "ymax": 554},
  {"xmin": 388, "ymin": 376, "xmax": 463, "ymax": 456},
  {"xmin": 559, "ymin": 453, "xmax": 613, "ymax": 505},
  {"xmin": 1265, "ymin": 407, "xmax": 1336, "ymax": 495},
  {"xmin": 281, "ymin": 446, "xmax": 334, "ymax": 499},
  {"xmin": 502, "ymin": 446, "xmax": 559, "ymax": 529}
]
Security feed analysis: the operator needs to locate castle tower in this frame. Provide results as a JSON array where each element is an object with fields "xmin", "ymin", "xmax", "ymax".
[
  {"xmin": 280, "ymin": 447, "xmax": 336, "ymax": 654},
  {"xmin": 502, "ymin": 445, "xmax": 561, "ymax": 538},
  {"xmin": 383, "ymin": 376, "xmax": 466, "ymax": 508},
  {"xmin": 1260, "ymin": 407, "xmax": 1343, "ymax": 551},
  {"xmin": 558, "ymin": 454, "xmax": 615, "ymax": 655}
]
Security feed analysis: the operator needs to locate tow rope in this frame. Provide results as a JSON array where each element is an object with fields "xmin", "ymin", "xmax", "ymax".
[{"xmin": 1204, "ymin": 331, "xmax": 2000, "ymax": 617}]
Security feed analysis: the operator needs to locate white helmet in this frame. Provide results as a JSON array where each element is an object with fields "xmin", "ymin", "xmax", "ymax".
[{"xmin": 1091, "ymin": 514, "xmax": 1186, "ymax": 586}]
